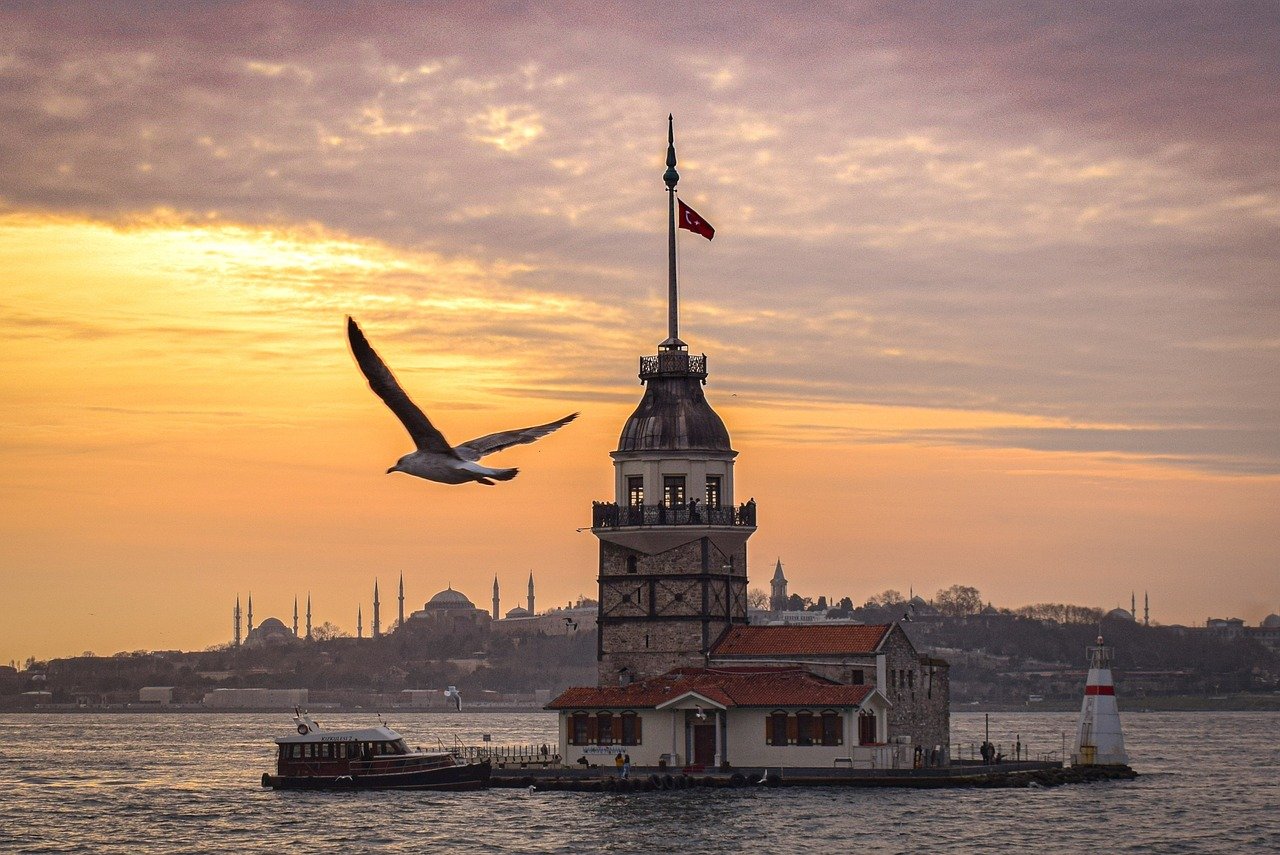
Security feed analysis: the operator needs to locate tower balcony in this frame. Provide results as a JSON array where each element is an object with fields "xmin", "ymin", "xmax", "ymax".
[
  {"xmin": 639, "ymin": 351, "xmax": 707, "ymax": 382},
  {"xmin": 592, "ymin": 500, "xmax": 756, "ymax": 530}
]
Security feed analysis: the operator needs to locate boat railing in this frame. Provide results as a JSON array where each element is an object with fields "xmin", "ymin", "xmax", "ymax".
[{"xmin": 452, "ymin": 742, "xmax": 562, "ymax": 768}]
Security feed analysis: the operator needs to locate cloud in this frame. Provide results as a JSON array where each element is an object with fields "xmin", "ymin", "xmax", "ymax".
[{"xmin": 0, "ymin": 2, "xmax": 1276, "ymax": 476}]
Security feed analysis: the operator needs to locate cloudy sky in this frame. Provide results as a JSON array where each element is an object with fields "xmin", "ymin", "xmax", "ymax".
[{"xmin": 2, "ymin": 2, "xmax": 1277, "ymax": 663}]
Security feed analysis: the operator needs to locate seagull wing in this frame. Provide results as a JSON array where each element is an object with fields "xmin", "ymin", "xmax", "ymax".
[
  {"xmin": 347, "ymin": 317, "xmax": 456, "ymax": 456},
  {"xmin": 454, "ymin": 412, "xmax": 578, "ymax": 461}
]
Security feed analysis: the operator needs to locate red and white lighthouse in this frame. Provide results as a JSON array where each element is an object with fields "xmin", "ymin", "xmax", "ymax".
[{"xmin": 1072, "ymin": 634, "xmax": 1129, "ymax": 766}]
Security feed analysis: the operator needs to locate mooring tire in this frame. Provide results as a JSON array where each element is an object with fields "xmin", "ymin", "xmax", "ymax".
[
  {"xmin": 647, "ymin": 774, "xmax": 661, "ymax": 790},
  {"xmin": 729, "ymin": 772, "xmax": 746, "ymax": 788},
  {"xmin": 661, "ymin": 773, "xmax": 675, "ymax": 790}
]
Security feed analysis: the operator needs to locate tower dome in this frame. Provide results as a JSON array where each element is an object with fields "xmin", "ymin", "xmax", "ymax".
[
  {"xmin": 1262, "ymin": 613, "xmax": 1280, "ymax": 628},
  {"xmin": 617, "ymin": 352, "xmax": 731, "ymax": 452}
]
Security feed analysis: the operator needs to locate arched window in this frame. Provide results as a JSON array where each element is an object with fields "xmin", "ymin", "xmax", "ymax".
[
  {"xmin": 858, "ymin": 712, "xmax": 878, "ymax": 745},
  {"xmin": 767, "ymin": 710, "xmax": 789, "ymax": 745},
  {"xmin": 796, "ymin": 710, "xmax": 814, "ymax": 746},
  {"xmin": 571, "ymin": 711, "xmax": 590, "ymax": 745},
  {"xmin": 820, "ymin": 710, "xmax": 843, "ymax": 746},
  {"xmin": 597, "ymin": 711, "xmax": 614, "ymax": 745},
  {"xmin": 621, "ymin": 711, "xmax": 642, "ymax": 746}
]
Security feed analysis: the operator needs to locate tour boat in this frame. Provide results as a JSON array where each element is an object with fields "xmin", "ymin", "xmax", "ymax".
[{"xmin": 262, "ymin": 712, "xmax": 490, "ymax": 790}]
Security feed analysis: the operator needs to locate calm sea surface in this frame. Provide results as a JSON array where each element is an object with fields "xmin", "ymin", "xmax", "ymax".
[{"xmin": 1, "ymin": 711, "xmax": 1276, "ymax": 853}]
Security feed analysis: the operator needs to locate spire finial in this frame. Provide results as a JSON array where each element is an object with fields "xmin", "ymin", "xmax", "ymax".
[{"xmin": 663, "ymin": 114, "xmax": 679, "ymax": 190}]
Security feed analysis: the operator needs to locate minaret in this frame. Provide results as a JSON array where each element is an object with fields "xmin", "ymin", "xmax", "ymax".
[
  {"xmin": 305, "ymin": 593, "xmax": 312, "ymax": 640},
  {"xmin": 357, "ymin": 605, "xmax": 363, "ymax": 640},
  {"xmin": 398, "ymin": 573, "xmax": 405, "ymax": 630},
  {"xmin": 591, "ymin": 117, "xmax": 754, "ymax": 684},
  {"xmin": 493, "ymin": 576, "xmax": 501, "ymax": 620},
  {"xmin": 527, "ymin": 572, "xmax": 535, "ymax": 615},
  {"xmin": 247, "ymin": 593, "xmax": 254, "ymax": 633},
  {"xmin": 234, "ymin": 596, "xmax": 242, "ymax": 647},
  {"xmin": 1073, "ymin": 634, "xmax": 1128, "ymax": 766},
  {"xmin": 1144, "ymin": 592, "xmax": 1149, "ymax": 626},
  {"xmin": 770, "ymin": 559, "xmax": 788, "ymax": 611},
  {"xmin": 373, "ymin": 580, "xmax": 381, "ymax": 639},
  {"xmin": 293, "ymin": 597, "xmax": 299, "ymax": 638},
  {"xmin": 1131, "ymin": 591, "xmax": 1136, "ymax": 620}
]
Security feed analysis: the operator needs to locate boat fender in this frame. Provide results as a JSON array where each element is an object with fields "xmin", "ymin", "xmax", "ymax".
[
  {"xmin": 261, "ymin": 773, "xmax": 272, "ymax": 788},
  {"xmin": 297, "ymin": 723, "xmax": 309, "ymax": 735}
]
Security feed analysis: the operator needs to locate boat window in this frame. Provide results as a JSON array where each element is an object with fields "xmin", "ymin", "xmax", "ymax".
[
  {"xmin": 392, "ymin": 739, "xmax": 409, "ymax": 755},
  {"xmin": 304, "ymin": 743, "xmax": 314, "ymax": 758}
]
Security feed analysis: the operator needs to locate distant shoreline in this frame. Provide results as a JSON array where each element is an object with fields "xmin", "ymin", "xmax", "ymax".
[{"xmin": 5, "ymin": 696, "xmax": 1279, "ymax": 715}]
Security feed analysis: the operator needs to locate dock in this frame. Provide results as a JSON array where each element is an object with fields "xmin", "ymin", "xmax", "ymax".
[{"xmin": 487, "ymin": 759, "xmax": 1137, "ymax": 791}]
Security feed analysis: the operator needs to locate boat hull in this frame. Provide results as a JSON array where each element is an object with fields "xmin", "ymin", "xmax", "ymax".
[{"xmin": 264, "ymin": 759, "xmax": 491, "ymax": 791}]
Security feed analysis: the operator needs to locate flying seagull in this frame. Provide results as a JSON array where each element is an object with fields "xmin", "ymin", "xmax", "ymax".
[{"xmin": 347, "ymin": 317, "xmax": 577, "ymax": 485}]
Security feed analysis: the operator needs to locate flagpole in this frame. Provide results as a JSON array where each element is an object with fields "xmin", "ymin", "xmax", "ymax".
[{"xmin": 663, "ymin": 114, "xmax": 682, "ymax": 349}]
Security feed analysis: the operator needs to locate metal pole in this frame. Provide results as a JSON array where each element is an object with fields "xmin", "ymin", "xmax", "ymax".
[{"xmin": 662, "ymin": 114, "xmax": 680, "ymax": 346}]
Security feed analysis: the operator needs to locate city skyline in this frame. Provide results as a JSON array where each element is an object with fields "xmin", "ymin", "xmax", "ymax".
[{"xmin": 2, "ymin": 3, "xmax": 1278, "ymax": 664}]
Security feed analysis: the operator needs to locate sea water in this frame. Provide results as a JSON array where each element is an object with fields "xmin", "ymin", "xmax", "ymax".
[{"xmin": 1, "ymin": 711, "xmax": 1276, "ymax": 853}]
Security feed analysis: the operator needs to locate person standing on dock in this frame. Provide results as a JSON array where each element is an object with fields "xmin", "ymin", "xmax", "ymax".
[
  {"xmin": 622, "ymin": 754, "xmax": 631, "ymax": 779},
  {"xmin": 615, "ymin": 752, "xmax": 625, "ymax": 776}
]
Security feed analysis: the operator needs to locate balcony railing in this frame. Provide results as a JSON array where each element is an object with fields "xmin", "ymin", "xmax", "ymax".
[
  {"xmin": 592, "ymin": 500, "xmax": 756, "ymax": 529},
  {"xmin": 639, "ymin": 351, "xmax": 707, "ymax": 381}
]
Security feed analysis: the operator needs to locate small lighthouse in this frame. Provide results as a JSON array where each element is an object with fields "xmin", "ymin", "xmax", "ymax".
[{"xmin": 1073, "ymin": 634, "xmax": 1129, "ymax": 766}]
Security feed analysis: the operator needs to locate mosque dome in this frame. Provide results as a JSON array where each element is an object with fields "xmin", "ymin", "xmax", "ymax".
[
  {"xmin": 617, "ymin": 352, "xmax": 731, "ymax": 453},
  {"xmin": 504, "ymin": 606, "xmax": 531, "ymax": 619},
  {"xmin": 426, "ymin": 587, "xmax": 476, "ymax": 610},
  {"xmin": 257, "ymin": 617, "xmax": 289, "ymax": 631},
  {"xmin": 1105, "ymin": 608, "xmax": 1136, "ymax": 622},
  {"xmin": 1262, "ymin": 613, "xmax": 1280, "ymax": 628}
]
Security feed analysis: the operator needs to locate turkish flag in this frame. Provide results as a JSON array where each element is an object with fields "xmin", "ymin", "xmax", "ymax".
[{"xmin": 678, "ymin": 199, "xmax": 715, "ymax": 240}]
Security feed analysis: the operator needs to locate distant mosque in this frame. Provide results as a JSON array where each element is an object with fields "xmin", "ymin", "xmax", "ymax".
[{"xmin": 230, "ymin": 571, "xmax": 595, "ymax": 645}]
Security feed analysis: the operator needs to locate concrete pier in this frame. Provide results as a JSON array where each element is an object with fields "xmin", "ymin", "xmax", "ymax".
[{"xmin": 489, "ymin": 760, "xmax": 1136, "ymax": 791}]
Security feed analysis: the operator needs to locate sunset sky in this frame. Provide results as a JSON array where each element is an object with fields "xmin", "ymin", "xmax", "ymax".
[{"xmin": 2, "ymin": 2, "xmax": 1277, "ymax": 664}]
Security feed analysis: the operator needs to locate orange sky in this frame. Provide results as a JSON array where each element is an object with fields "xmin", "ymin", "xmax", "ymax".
[{"xmin": 2, "ymin": 4, "xmax": 1278, "ymax": 663}]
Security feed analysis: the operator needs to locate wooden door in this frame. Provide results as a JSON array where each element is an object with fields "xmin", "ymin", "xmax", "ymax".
[{"xmin": 693, "ymin": 724, "xmax": 716, "ymax": 765}]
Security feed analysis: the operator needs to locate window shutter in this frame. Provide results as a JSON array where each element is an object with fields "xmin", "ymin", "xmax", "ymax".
[
  {"xmin": 786, "ymin": 715, "xmax": 797, "ymax": 744},
  {"xmin": 634, "ymin": 715, "xmax": 642, "ymax": 745},
  {"xmin": 765, "ymin": 716, "xmax": 772, "ymax": 745}
]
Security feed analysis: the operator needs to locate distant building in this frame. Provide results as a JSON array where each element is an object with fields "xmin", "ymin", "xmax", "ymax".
[
  {"xmin": 138, "ymin": 686, "xmax": 174, "ymax": 705},
  {"xmin": 406, "ymin": 587, "xmax": 491, "ymax": 631},
  {"xmin": 244, "ymin": 617, "xmax": 297, "ymax": 647},
  {"xmin": 203, "ymin": 688, "xmax": 307, "ymax": 709}
]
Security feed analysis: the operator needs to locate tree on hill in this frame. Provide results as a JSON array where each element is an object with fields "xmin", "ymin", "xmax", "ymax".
[
  {"xmin": 934, "ymin": 585, "xmax": 983, "ymax": 616},
  {"xmin": 864, "ymin": 590, "xmax": 905, "ymax": 609}
]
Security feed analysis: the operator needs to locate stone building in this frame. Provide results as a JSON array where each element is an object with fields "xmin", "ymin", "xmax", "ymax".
[{"xmin": 709, "ymin": 624, "xmax": 949, "ymax": 753}]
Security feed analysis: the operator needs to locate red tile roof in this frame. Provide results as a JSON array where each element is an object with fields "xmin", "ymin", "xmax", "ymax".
[
  {"xmin": 546, "ymin": 667, "xmax": 875, "ymax": 710},
  {"xmin": 711, "ymin": 624, "xmax": 893, "ymax": 657}
]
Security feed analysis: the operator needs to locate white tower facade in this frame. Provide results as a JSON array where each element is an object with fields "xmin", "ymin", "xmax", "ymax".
[{"xmin": 1073, "ymin": 635, "xmax": 1129, "ymax": 766}]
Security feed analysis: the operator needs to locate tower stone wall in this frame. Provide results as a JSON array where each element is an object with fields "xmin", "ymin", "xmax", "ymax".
[{"xmin": 597, "ymin": 536, "xmax": 748, "ymax": 683}]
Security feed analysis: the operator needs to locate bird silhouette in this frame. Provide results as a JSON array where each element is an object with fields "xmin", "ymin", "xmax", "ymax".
[{"xmin": 347, "ymin": 317, "xmax": 577, "ymax": 485}]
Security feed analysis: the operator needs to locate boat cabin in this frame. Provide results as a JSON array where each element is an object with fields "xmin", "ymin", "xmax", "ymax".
[{"xmin": 274, "ymin": 725, "xmax": 452, "ymax": 777}]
